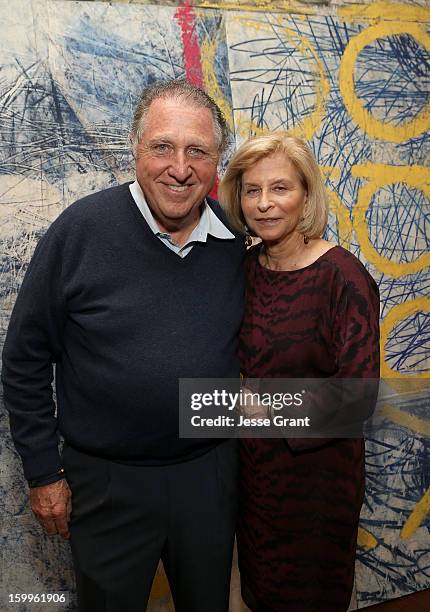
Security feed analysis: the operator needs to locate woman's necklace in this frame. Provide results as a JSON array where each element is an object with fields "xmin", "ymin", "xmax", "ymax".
[{"xmin": 261, "ymin": 240, "xmax": 309, "ymax": 271}]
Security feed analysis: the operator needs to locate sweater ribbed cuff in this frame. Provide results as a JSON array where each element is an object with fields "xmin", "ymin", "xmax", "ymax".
[
  {"xmin": 28, "ymin": 468, "xmax": 65, "ymax": 489},
  {"xmin": 21, "ymin": 447, "xmax": 62, "ymax": 483}
]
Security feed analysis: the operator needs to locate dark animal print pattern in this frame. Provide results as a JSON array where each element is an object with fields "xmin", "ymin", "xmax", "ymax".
[{"xmin": 237, "ymin": 245, "xmax": 380, "ymax": 612}]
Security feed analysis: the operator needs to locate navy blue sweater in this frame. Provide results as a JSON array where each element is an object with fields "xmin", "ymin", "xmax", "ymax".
[{"xmin": 2, "ymin": 183, "xmax": 245, "ymax": 481}]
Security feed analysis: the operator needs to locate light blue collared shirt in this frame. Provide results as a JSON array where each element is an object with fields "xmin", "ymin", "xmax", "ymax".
[{"xmin": 129, "ymin": 181, "xmax": 234, "ymax": 257}]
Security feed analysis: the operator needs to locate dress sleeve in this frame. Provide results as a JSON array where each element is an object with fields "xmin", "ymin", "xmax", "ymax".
[
  {"xmin": 1, "ymin": 227, "xmax": 67, "ymax": 481},
  {"xmin": 287, "ymin": 257, "xmax": 380, "ymax": 452},
  {"xmin": 331, "ymin": 259, "xmax": 380, "ymax": 378}
]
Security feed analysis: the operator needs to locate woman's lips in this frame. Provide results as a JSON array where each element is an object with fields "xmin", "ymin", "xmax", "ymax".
[{"xmin": 255, "ymin": 218, "xmax": 281, "ymax": 224}]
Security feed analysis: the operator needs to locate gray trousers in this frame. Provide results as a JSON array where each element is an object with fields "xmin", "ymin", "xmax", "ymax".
[{"xmin": 62, "ymin": 440, "xmax": 238, "ymax": 612}]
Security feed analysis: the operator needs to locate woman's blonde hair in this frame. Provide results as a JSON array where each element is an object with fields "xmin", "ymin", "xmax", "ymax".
[{"xmin": 219, "ymin": 134, "xmax": 328, "ymax": 238}]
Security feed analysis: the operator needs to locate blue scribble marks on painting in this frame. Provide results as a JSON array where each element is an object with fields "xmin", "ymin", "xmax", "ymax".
[
  {"xmin": 385, "ymin": 312, "xmax": 430, "ymax": 375},
  {"xmin": 354, "ymin": 33, "xmax": 430, "ymax": 126},
  {"xmin": 358, "ymin": 426, "xmax": 430, "ymax": 603},
  {"xmin": 1, "ymin": 58, "xmax": 112, "ymax": 184},
  {"xmin": 378, "ymin": 274, "xmax": 430, "ymax": 320},
  {"xmin": 365, "ymin": 184, "xmax": 430, "ymax": 264},
  {"xmin": 55, "ymin": 12, "xmax": 184, "ymax": 123},
  {"xmin": 228, "ymin": 18, "xmax": 319, "ymax": 131}
]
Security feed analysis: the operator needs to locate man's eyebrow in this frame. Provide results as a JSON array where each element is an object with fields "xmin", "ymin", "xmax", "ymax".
[
  {"xmin": 147, "ymin": 137, "xmax": 173, "ymax": 144},
  {"xmin": 146, "ymin": 136, "xmax": 212, "ymax": 147},
  {"xmin": 188, "ymin": 144, "xmax": 209, "ymax": 150}
]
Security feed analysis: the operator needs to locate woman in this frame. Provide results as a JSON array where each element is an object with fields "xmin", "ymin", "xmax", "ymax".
[{"xmin": 219, "ymin": 134, "xmax": 380, "ymax": 612}]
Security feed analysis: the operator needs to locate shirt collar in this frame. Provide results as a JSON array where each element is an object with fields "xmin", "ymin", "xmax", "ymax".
[{"xmin": 129, "ymin": 180, "xmax": 234, "ymax": 243}]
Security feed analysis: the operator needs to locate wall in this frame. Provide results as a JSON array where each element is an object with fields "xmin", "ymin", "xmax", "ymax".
[{"xmin": 0, "ymin": 0, "xmax": 429, "ymax": 610}]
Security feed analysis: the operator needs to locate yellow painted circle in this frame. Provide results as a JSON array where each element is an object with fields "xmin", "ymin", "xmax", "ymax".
[
  {"xmin": 339, "ymin": 22, "xmax": 430, "ymax": 142},
  {"xmin": 381, "ymin": 298, "xmax": 430, "ymax": 378},
  {"xmin": 353, "ymin": 179, "xmax": 430, "ymax": 276}
]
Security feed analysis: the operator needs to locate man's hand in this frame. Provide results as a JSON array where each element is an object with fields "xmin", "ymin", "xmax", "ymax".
[{"xmin": 30, "ymin": 479, "xmax": 72, "ymax": 540}]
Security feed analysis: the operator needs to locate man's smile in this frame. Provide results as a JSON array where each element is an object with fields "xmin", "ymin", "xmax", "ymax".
[{"xmin": 162, "ymin": 184, "xmax": 193, "ymax": 193}]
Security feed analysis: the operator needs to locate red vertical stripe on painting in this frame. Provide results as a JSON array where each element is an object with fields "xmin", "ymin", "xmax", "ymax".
[
  {"xmin": 209, "ymin": 176, "xmax": 219, "ymax": 200},
  {"xmin": 175, "ymin": 1, "xmax": 219, "ymax": 199},
  {"xmin": 175, "ymin": 1, "xmax": 203, "ymax": 88}
]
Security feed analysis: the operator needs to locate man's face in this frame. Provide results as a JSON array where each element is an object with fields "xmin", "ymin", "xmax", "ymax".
[{"xmin": 135, "ymin": 97, "xmax": 220, "ymax": 234}]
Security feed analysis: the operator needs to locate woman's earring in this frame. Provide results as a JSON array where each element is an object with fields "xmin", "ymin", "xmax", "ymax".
[{"xmin": 301, "ymin": 201, "xmax": 309, "ymax": 243}]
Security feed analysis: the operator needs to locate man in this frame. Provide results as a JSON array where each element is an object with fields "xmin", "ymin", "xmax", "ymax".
[{"xmin": 2, "ymin": 79, "xmax": 245, "ymax": 611}]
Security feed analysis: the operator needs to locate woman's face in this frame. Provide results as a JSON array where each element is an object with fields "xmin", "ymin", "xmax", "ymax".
[{"xmin": 241, "ymin": 152, "xmax": 307, "ymax": 244}]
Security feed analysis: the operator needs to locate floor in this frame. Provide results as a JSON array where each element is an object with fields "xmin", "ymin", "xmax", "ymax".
[{"xmin": 366, "ymin": 589, "xmax": 430, "ymax": 611}]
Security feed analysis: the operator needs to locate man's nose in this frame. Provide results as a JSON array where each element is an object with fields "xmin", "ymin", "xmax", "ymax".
[{"xmin": 168, "ymin": 151, "xmax": 192, "ymax": 182}]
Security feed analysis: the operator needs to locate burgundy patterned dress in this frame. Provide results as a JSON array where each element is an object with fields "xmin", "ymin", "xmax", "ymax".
[{"xmin": 237, "ymin": 245, "xmax": 380, "ymax": 612}]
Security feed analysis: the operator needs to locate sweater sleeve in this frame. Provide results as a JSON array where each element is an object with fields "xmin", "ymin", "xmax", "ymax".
[
  {"xmin": 1, "ymin": 226, "xmax": 67, "ymax": 481},
  {"xmin": 286, "ymin": 259, "xmax": 380, "ymax": 452}
]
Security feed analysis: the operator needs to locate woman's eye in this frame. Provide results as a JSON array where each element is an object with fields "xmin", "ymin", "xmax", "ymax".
[
  {"xmin": 246, "ymin": 188, "xmax": 259, "ymax": 195},
  {"xmin": 274, "ymin": 186, "xmax": 287, "ymax": 191}
]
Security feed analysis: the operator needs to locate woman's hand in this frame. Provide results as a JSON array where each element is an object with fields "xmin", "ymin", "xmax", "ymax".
[{"xmin": 240, "ymin": 386, "xmax": 271, "ymax": 419}]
